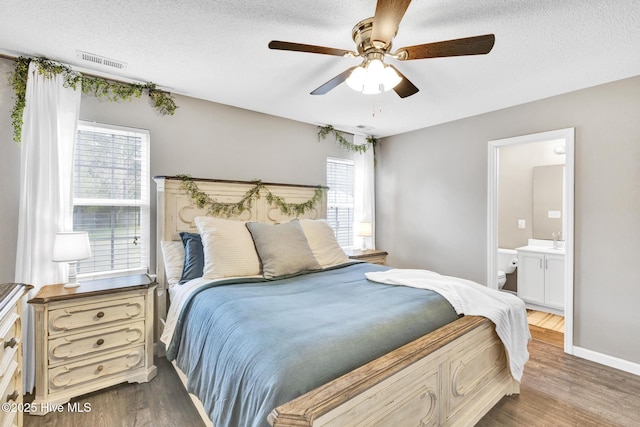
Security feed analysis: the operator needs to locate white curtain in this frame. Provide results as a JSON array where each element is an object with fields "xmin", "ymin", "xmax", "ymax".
[
  {"xmin": 353, "ymin": 134, "xmax": 376, "ymax": 249},
  {"xmin": 15, "ymin": 62, "xmax": 81, "ymax": 392}
]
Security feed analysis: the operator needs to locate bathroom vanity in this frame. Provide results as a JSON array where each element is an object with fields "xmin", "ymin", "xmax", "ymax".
[{"xmin": 516, "ymin": 241, "xmax": 565, "ymax": 315}]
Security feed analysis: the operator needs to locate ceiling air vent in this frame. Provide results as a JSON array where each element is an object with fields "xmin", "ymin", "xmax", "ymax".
[{"xmin": 76, "ymin": 51, "xmax": 127, "ymax": 70}]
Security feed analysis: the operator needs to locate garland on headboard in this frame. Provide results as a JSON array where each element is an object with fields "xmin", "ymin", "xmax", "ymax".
[
  {"xmin": 9, "ymin": 56, "xmax": 178, "ymax": 143},
  {"xmin": 178, "ymin": 175, "xmax": 324, "ymax": 217}
]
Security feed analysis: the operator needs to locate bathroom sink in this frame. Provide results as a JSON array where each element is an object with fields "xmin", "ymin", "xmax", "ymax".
[{"xmin": 516, "ymin": 245, "xmax": 565, "ymax": 254}]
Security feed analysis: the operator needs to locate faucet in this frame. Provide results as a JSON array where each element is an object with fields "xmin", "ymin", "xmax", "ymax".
[{"xmin": 552, "ymin": 232, "xmax": 563, "ymax": 249}]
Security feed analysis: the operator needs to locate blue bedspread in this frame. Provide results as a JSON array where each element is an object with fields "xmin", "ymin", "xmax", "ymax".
[{"xmin": 167, "ymin": 263, "xmax": 459, "ymax": 427}]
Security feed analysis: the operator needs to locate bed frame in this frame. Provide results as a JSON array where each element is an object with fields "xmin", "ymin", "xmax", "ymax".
[{"xmin": 154, "ymin": 176, "xmax": 520, "ymax": 427}]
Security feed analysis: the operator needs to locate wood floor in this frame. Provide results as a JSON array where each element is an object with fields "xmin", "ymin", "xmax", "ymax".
[
  {"xmin": 477, "ymin": 339, "xmax": 640, "ymax": 427},
  {"xmin": 527, "ymin": 309, "xmax": 564, "ymax": 333},
  {"xmin": 24, "ymin": 357, "xmax": 205, "ymax": 427},
  {"xmin": 527, "ymin": 309, "xmax": 565, "ymax": 348},
  {"xmin": 24, "ymin": 338, "xmax": 640, "ymax": 427}
]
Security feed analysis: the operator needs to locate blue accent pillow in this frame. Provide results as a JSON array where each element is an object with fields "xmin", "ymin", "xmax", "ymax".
[{"xmin": 179, "ymin": 232, "xmax": 204, "ymax": 284}]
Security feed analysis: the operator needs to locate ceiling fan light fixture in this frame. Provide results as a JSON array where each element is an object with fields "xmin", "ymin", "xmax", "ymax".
[
  {"xmin": 381, "ymin": 66, "xmax": 402, "ymax": 91},
  {"xmin": 366, "ymin": 59, "xmax": 385, "ymax": 78},
  {"xmin": 362, "ymin": 80, "xmax": 381, "ymax": 95},
  {"xmin": 346, "ymin": 66, "xmax": 367, "ymax": 91},
  {"xmin": 346, "ymin": 59, "xmax": 402, "ymax": 95}
]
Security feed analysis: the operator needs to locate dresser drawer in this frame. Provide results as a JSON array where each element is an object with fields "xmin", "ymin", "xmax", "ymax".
[
  {"xmin": 0, "ymin": 367, "xmax": 19, "ymax": 427},
  {"xmin": 0, "ymin": 310, "xmax": 19, "ymax": 370},
  {"xmin": 49, "ymin": 320, "xmax": 145, "ymax": 366},
  {"xmin": 0, "ymin": 409, "xmax": 18, "ymax": 427},
  {"xmin": 0, "ymin": 360, "xmax": 19, "ymax": 409},
  {"xmin": 48, "ymin": 296, "xmax": 145, "ymax": 336},
  {"xmin": 49, "ymin": 346, "xmax": 145, "ymax": 394}
]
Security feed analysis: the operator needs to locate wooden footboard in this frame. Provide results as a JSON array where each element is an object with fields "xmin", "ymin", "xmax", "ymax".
[{"xmin": 268, "ymin": 316, "xmax": 519, "ymax": 427}]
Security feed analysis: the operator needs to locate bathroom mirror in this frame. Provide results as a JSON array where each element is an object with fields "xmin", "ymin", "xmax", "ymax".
[{"xmin": 532, "ymin": 164, "xmax": 564, "ymax": 239}]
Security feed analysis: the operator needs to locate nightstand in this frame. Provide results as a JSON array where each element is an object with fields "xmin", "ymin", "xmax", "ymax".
[
  {"xmin": 345, "ymin": 249, "xmax": 388, "ymax": 265},
  {"xmin": 0, "ymin": 283, "xmax": 32, "ymax": 427},
  {"xmin": 27, "ymin": 274, "xmax": 157, "ymax": 415}
]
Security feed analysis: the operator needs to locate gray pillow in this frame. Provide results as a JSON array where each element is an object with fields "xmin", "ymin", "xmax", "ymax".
[{"xmin": 246, "ymin": 220, "xmax": 321, "ymax": 279}]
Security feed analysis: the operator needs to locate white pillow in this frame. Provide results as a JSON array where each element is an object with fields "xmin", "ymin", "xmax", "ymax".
[
  {"xmin": 161, "ymin": 240, "xmax": 185, "ymax": 286},
  {"xmin": 194, "ymin": 216, "xmax": 261, "ymax": 279},
  {"xmin": 298, "ymin": 219, "xmax": 350, "ymax": 268}
]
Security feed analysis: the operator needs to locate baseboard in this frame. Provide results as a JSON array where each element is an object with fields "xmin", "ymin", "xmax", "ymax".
[{"xmin": 573, "ymin": 346, "xmax": 640, "ymax": 376}]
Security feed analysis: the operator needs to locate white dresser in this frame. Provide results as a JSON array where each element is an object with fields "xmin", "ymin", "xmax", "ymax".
[
  {"xmin": 0, "ymin": 283, "xmax": 32, "ymax": 427},
  {"xmin": 27, "ymin": 275, "xmax": 156, "ymax": 415}
]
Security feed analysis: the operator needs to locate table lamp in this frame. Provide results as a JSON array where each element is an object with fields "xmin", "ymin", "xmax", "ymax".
[
  {"xmin": 52, "ymin": 231, "xmax": 92, "ymax": 288},
  {"xmin": 357, "ymin": 221, "xmax": 372, "ymax": 250}
]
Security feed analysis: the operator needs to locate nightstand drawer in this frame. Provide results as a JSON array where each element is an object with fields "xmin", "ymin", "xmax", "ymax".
[
  {"xmin": 49, "ymin": 320, "xmax": 145, "ymax": 366},
  {"xmin": 48, "ymin": 296, "xmax": 145, "ymax": 336},
  {"xmin": 49, "ymin": 346, "xmax": 145, "ymax": 394}
]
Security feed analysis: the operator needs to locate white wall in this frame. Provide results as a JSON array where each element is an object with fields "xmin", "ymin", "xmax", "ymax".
[
  {"xmin": 0, "ymin": 57, "xmax": 351, "ymax": 281},
  {"xmin": 376, "ymin": 74, "xmax": 640, "ymax": 365},
  {"xmin": 0, "ymin": 59, "xmax": 21, "ymax": 281}
]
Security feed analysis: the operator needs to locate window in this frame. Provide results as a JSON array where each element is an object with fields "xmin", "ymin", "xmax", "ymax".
[
  {"xmin": 73, "ymin": 122, "xmax": 150, "ymax": 278},
  {"xmin": 326, "ymin": 157, "xmax": 354, "ymax": 247}
]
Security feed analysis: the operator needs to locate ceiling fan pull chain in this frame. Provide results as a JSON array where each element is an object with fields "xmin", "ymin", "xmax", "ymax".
[{"xmin": 372, "ymin": 94, "xmax": 384, "ymax": 118}]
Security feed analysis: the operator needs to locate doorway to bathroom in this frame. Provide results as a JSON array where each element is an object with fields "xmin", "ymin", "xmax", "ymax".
[{"xmin": 487, "ymin": 128, "xmax": 575, "ymax": 354}]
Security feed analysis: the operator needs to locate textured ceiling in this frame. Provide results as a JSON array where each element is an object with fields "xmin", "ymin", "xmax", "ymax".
[{"xmin": 1, "ymin": 1, "xmax": 639, "ymax": 137}]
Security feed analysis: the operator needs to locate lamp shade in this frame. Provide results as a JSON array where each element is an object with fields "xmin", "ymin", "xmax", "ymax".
[
  {"xmin": 358, "ymin": 222, "xmax": 373, "ymax": 238},
  {"xmin": 52, "ymin": 232, "xmax": 92, "ymax": 262}
]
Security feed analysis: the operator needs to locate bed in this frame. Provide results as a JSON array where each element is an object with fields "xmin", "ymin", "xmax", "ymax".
[{"xmin": 154, "ymin": 176, "xmax": 527, "ymax": 427}]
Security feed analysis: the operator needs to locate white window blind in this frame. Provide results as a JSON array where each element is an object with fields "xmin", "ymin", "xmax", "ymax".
[
  {"xmin": 327, "ymin": 157, "xmax": 354, "ymax": 247},
  {"xmin": 73, "ymin": 122, "xmax": 150, "ymax": 278}
]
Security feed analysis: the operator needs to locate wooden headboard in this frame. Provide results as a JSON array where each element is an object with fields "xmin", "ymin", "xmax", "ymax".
[{"xmin": 153, "ymin": 176, "xmax": 327, "ymax": 332}]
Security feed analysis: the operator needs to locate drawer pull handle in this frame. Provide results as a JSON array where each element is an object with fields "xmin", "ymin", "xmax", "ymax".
[
  {"xmin": 96, "ymin": 338, "xmax": 105, "ymax": 346},
  {"xmin": 97, "ymin": 365, "xmax": 104, "ymax": 372},
  {"xmin": 6, "ymin": 390, "xmax": 19, "ymax": 402},
  {"xmin": 4, "ymin": 337, "xmax": 17, "ymax": 349},
  {"xmin": 96, "ymin": 311, "xmax": 105, "ymax": 319}
]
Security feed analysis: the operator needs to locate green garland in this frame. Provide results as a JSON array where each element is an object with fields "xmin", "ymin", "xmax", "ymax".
[
  {"xmin": 317, "ymin": 125, "xmax": 378, "ymax": 154},
  {"xmin": 178, "ymin": 175, "xmax": 324, "ymax": 217},
  {"xmin": 9, "ymin": 56, "xmax": 178, "ymax": 143}
]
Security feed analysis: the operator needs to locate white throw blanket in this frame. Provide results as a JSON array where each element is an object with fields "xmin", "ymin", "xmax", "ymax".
[{"xmin": 366, "ymin": 269, "xmax": 530, "ymax": 382}]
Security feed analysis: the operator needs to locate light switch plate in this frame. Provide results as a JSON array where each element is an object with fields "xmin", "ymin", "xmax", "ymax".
[{"xmin": 518, "ymin": 219, "xmax": 526, "ymax": 229}]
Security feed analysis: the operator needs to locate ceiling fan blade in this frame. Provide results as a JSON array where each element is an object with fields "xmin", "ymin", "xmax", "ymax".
[
  {"xmin": 388, "ymin": 65, "xmax": 419, "ymax": 98},
  {"xmin": 310, "ymin": 67, "xmax": 357, "ymax": 95},
  {"xmin": 371, "ymin": 0, "xmax": 412, "ymax": 48},
  {"xmin": 269, "ymin": 41, "xmax": 354, "ymax": 57},
  {"xmin": 397, "ymin": 34, "xmax": 495, "ymax": 60}
]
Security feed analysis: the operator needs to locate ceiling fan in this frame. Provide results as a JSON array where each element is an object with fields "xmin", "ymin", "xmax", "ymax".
[{"xmin": 268, "ymin": 0, "xmax": 495, "ymax": 98}]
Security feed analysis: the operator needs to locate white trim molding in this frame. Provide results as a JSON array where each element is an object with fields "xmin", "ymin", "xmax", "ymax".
[
  {"xmin": 487, "ymin": 128, "xmax": 575, "ymax": 355},
  {"xmin": 573, "ymin": 346, "xmax": 640, "ymax": 377}
]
